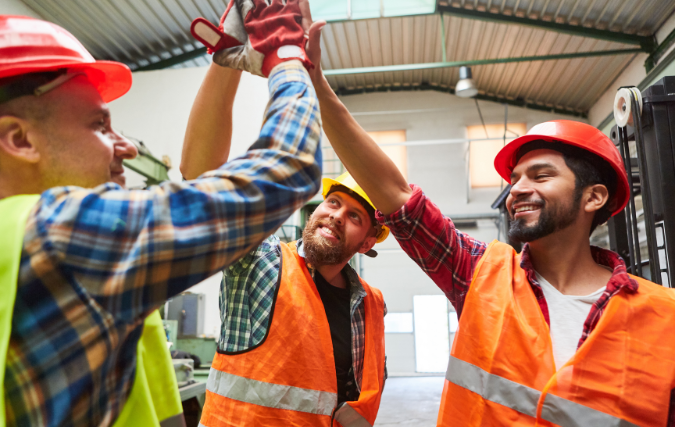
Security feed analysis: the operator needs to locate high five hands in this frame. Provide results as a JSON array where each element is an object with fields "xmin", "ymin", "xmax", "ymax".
[{"xmin": 191, "ymin": 0, "xmax": 317, "ymax": 77}]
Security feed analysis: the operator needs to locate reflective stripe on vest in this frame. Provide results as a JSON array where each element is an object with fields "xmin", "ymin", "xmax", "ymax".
[
  {"xmin": 200, "ymin": 241, "xmax": 386, "ymax": 427},
  {"xmin": 446, "ymin": 356, "xmax": 640, "ymax": 427},
  {"xmin": 334, "ymin": 403, "xmax": 372, "ymax": 427},
  {"xmin": 206, "ymin": 368, "xmax": 337, "ymax": 416}
]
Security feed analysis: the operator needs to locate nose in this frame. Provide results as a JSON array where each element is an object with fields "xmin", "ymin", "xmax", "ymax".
[
  {"xmin": 509, "ymin": 176, "xmax": 533, "ymax": 199},
  {"xmin": 330, "ymin": 207, "xmax": 346, "ymax": 226},
  {"xmin": 507, "ymin": 176, "xmax": 534, "ymax": 211},
  {"xmin": 113, "ymin": 131, "xmax": 138, "ymax": 160}
]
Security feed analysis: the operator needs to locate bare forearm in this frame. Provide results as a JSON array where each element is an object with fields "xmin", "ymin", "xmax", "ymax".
[
  {"xmin": 181, "ymin": 64, "xmax": 242, "ymax": 179},
  {"xmin": 312, "ymin": 73, "xmax": 412, "ymax": 215}
]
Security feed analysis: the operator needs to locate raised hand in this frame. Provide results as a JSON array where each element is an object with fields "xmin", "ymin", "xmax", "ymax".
[
  {"xmin": 191, "ymin": 0, "xmax": 313, "ymax": 77},
  {"xmin": 299, "ymin": 0, "xmax": 326, "ymax": 80}
]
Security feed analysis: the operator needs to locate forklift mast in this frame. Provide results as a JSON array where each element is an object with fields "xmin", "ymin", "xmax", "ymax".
[{"xmin": 608, "ymin": 77, "xmax": 675, "ymax": 287}]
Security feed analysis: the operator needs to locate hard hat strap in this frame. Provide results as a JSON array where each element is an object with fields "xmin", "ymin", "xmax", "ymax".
[{"xmin": 0, "ymin": 70, "xmax": 83, "ymax": 105}]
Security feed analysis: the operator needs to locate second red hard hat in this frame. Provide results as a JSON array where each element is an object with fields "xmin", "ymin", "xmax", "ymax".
[{"xmin": 494, "ymin": 120, "xmax": 629, "ymax": 217}]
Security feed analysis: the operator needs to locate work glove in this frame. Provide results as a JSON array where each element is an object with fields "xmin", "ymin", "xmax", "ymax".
[{"xmin": 191, "ymin": 0, "xmax": 312, "ymax": 77}]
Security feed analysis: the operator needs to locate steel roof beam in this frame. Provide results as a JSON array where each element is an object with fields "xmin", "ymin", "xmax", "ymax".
[
  {"xmin": 437, "ymin": 4, "xmax": 656, "ymax": 52},
  {"xmin": 323, "ymin": 48, "xmax": 642, "ymax": 76},
  {"xmin": 334, "ymin": 83, "xmax": 586, "ymax": 118},
  {"xmin": 645, "ymin": 25, "xmax": 675, "ymax": 73}
]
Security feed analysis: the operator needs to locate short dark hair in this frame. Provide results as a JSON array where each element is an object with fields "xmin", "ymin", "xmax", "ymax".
[{"xmin": 516, "ymin": 140, "xmax": 618, "ymax": 234}]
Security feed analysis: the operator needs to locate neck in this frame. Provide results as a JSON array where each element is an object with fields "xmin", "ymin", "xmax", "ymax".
[
  {"xmin": 527, "ymin": 224, "xmax": 611, "ymax": 296},
  {"xmin": 0, "ymin": 172, "xmax": 45, "ymax": 199},
  {"xmin": 315, "ymin": 261, "xmax": 350, "ymax": 289}
]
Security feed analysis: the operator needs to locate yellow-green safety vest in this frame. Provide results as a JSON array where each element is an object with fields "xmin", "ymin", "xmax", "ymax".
[{"xmin": 0, "ymin": 195, "xmax": 185, "ymax": 427}]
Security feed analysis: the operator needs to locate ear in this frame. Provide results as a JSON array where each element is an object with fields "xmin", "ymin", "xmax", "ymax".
[
  {"xmin": 0, "ymin": 115, "xmax": 40, "ymax": 164},
  {"xmin": 357, "ymin": 235, "xmax": 377, "ymax": 255},
  {"xmin": 583, "ymin": 184, "xmax": 610, "ymax": 214}
]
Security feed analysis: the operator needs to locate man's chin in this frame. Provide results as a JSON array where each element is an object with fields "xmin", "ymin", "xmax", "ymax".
[{"xmin": 111, "ymin": 174, "xmax": 126, "ymax": 188}]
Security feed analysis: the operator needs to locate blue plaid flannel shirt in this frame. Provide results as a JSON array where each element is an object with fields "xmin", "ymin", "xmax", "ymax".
[{"xmin": 5, "ymin": 62, "xmax": 322, "ymax": 427}]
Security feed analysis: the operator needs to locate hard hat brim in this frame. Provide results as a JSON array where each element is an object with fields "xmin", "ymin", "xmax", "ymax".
[{"xmin": 0, "ymin": 60, "xmax": 132, "ymax": 103}]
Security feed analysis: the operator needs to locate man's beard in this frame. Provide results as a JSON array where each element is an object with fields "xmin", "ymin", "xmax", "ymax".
[
  {"xmin": 508, "ymin": 193, "xmax": 581, "ymax": 243},
  {"xmin": 302, "ymin": 216, "xmax": 359, "ymax": 267}
]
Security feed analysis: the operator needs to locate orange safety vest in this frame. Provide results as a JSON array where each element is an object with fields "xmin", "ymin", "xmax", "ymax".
[
  {"xmin": 200, "ymin": 241, "xmax": 386, "ymax": 427},
  {"xmin": 438, "ymin": 240, "xmax": 675, "ymax": 427}
]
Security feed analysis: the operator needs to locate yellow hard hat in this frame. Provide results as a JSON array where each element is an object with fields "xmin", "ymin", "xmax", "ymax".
[{"xmin": 321, "ymin": 172, "xmax": 390, "ymax": 244}]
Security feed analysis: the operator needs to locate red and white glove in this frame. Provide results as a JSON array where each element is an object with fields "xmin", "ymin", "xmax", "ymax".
[{"xmin": 191, "ymin": 0, "xmax": 312, "ymax": 77}]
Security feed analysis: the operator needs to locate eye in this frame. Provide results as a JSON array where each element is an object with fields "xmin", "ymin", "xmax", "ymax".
[{"xmin": 96, "ymin": 119, "xmax": 108, "ymax": 133}]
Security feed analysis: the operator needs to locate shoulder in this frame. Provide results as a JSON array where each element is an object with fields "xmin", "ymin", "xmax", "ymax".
[
  {"xmin": 224, "ymin": 235, "xmax": 282, "ymax": 277},
  {"xmin": 631, "ymin": 275, "xmax": 675, "ymax": 303}
]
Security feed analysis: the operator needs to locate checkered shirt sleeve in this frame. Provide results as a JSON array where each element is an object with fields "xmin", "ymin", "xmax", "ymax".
[
  {"xmin": 376, "ymin": 184, "xmax": 487, "ymax": 317},
  {"xmin": 6, "ymin": 62, "xmax": 322, "ymax": 427},
  {"xmin": 219, "ymin": 235, "xmax": 282, "ymax": 352}
]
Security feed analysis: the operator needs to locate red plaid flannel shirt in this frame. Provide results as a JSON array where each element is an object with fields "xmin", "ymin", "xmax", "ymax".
[{"xmin": 377, "ymin": 185, "xmax": 675, "ymax": 422}]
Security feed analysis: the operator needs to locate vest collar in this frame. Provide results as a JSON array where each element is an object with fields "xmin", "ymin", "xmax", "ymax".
[{"xmin": 519, "ymin": 243, "xmax": 639, "ymax": 294}]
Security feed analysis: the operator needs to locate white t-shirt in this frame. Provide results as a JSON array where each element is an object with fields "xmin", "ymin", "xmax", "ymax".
[{"xmin": 535, "ymin": 271, "xmax": 606, "ymax": 369}]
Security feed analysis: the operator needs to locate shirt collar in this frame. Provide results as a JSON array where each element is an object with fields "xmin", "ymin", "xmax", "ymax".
[
  {"xmin": 296, "ymin": 239, "xmax": 367, "ymax": 298},
  {"xmin": 519, "ymin": 243, "xmax": 639, "ymax": 294}
]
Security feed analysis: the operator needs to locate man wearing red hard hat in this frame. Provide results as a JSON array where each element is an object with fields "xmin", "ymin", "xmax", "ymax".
[
  {"xmin": 0, "ymin": 9, "xmax": 322, "ymax": 427},
  {"xmin": 301, "ymin": 13, "xmax": 675, "ymax": 426}
]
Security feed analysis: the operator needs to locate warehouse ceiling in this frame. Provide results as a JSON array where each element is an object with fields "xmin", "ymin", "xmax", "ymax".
[{"xmin": 15, "ymin": 0, "xmax": 675, "ymax": 116}]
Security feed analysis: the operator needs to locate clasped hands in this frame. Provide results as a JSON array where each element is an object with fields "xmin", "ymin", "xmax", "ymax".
[{"xmin": 191, "ymin": 0, "xmax": 321, "ymax": 78}]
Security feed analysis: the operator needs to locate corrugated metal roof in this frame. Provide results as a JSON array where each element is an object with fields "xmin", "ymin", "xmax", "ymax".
[
  {"xmin": 14, "ymin": 0, "xmax": 675, "ymax": 114},
  {"xmin": 320, "ymin": 13, "xmax": 640, "ymax": 113},
  {"xmin": 443, "ymin": 0, "xmax": 672, "ymax": 36}
]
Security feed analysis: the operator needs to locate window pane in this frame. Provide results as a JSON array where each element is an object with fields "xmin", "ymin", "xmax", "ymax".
[
  {"xmin": 413, "ymin": 295, "xmax": 450, "ymax": 373},
  {"xmin": 385, "ymin": 312, "xmax": 414, "ymax": 333},
  {"xmin": 468, "ymin": 123, "xmax": 526, "ymax": 188},
  {"xmin": 368, "ymin": 130, "xmax": 407, "ymax": 181},
  {"xmin": 309, "ymin": 0, "xmax": 435, "ymax": 21},
  {"xmin": 309, "ymin": 0, "xmax": 349, "ymax": 21},
  {"xmin": 382, "ymin": 0, "xmax": 436, "ymax": 17}
]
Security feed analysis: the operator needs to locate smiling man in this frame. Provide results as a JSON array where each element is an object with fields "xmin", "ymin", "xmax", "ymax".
[
  {"xmin": 302, "ymin": 14, "xmax": 675, "ymax": 425},
  {"xmin": 0, "ymin": 13, "xmax": 321, "ymax": 427},
  {"xmin": 192, "ymin": 172, "xmax": 389, "ymax": 427}
]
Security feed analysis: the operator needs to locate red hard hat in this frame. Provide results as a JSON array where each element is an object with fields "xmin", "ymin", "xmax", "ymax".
[
  {"xmin": 494, "ymin": 120, "xmax": 629, "ymax": 216},
  {"xmin": 0, "ymin": 15, "xmax": 131, "ymax": 102}
]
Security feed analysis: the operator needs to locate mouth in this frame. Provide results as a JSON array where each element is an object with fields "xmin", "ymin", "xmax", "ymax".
[
  {"xmin": 317, "ymin": 225, "xmax": 341, "ymax": 242},
  {"xmin": 512, "ymin": 203, "xmax": 542, "ymax": 219}
]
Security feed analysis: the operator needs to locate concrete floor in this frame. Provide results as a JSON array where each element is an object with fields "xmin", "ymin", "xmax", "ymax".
[{"xmin": 374, "ymin": 376, "xmax": 445, "ymax": 426}]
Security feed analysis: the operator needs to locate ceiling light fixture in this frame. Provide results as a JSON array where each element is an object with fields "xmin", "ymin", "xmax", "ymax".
[{"xmin": 455, "ymin": 66, "xmax": 478, "ymax": 98}]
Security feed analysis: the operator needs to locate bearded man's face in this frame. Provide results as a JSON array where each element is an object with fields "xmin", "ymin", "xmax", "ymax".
[
  {"xmin": 506, "ymin": 149, "xmax": 582, "ymax": 243},
  {"xmin": 302, "ymin": 192, "xmax": 376, "ymax": 267}
]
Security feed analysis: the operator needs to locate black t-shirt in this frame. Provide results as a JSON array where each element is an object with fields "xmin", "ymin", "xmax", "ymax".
[{"xmin": 313, "ymin": 270, "xmax": 355, "ymax": 404}]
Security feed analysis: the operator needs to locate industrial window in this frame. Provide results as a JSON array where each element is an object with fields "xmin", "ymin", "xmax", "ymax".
[
  {"xmin": 309, "ymin": 0, "xmax": 435, "ymax": 21},
  {"xmin": 467, "ymin": 123, "xmax": 527, "ymax": 188},
  {"xmin": 322, "ymin": 130, "xmax": 407, "ymax": 180},
  {"xmin": 384, "ymin": 312, "xmax": 414, "ymax": 333},
  {"xmin": 368, "ymin": 130, "xmax": 408, "ymax": 181},
  {"xmin": 413, "ymin": 295, "xmax": 450, "ymax": 373}
]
